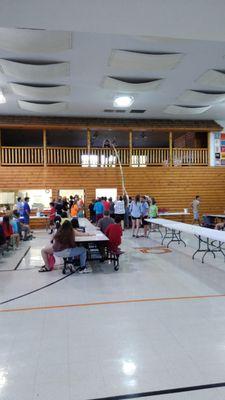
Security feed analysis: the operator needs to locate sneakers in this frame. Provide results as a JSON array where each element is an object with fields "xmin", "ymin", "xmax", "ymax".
[{"xmin": 78, "ymin": 266, "xmax": 92, "ymax": 274}]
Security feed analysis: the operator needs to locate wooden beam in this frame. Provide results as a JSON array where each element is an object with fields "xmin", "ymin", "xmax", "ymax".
[
  {"xmin": 169, "ymin": 131, "xmax": 173, "ymax": 167},
  {"xmin": 87, "ymin": 128, "xmax": 91, "ymax": 167},
  {"xmin": 129, "ymin": 130, "xmax": 133, "ymax": 166},
  {"xmin": 0, "ymin": 116, "xmax": 221, "ymax": 132},
  {"xmin": 0, "ymin": 129, "xmax": 1, "ymax": 165},
  {"xmin": 207, "ymin": 131, "xmax": 211, "ymax": 166},
  {"xmin": 43, "ymin": 129, "xmax": 47, "ymax": 166},
  {"xmin": 87, "ymin": 128, "xmax": 91, "ymax": 153}
]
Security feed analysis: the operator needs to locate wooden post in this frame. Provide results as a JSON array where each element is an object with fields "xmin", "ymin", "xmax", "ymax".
[
  {"xmin": 129, "ymin": 130, "xmax": 133, "ymax": 166},
  {"xmin": 169, "ymin": 131, "xmax": 173, "ymax": 167},
  {"xmin": 87, "ymin": 128, "xmax": 91, "ymax": 167},
  {"xmin": 43, "ymin": 129, "xmax": 47, "ymax": 166},
  {"xmin": 207, "ymin": 131, "xmax": 211, "ymax": 166},
  {"xmin": 0, "ymin": 129, "xmax": 1, "ymax": 166}
]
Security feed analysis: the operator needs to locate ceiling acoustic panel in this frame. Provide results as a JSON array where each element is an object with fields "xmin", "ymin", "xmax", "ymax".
[
  {"xmin": 0, "ymin": 28, "xmax": 72, "ymax": 53},
  {"xmin": 108, "ymin": 50, "xmax": 183, "ymax": 71},
  {"xmin": 18, "ymin": 100, "xmax": 68, "ymax": 113},
  {"xmin": 164, "ymin": 105, "xmax": 211, "ymax": 115},
  {"xmin": 0, "ymin": 59, "xmax": 70, "ymax": 81},
  {"xmin": 102, "ymin": 76, "xmax": 162, "ymax": 92},
  {"xmin": 196, "ymin": 69, "xmax": 225, "ymax": 88},
  {"xmin": 10, "ymin": 83, "xmax": 70, "ymax": 99},
  {"xmin": 177, "ymin": 89, "xmax": 225, "ymax": 105}
]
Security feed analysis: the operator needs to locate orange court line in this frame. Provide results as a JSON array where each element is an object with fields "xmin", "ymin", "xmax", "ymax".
[{"xmin": 1, "ymin": 292, "xmax": 225, "ymax": 313}]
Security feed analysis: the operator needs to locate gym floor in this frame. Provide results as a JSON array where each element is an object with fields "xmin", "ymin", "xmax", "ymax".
[{"xmin": 1, "ymin": 229, "xmax": 225, "ymax": 400}]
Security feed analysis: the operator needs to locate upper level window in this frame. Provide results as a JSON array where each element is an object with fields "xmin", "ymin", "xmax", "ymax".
[
  {"xmin": 131, "ymin": 155, "xmax": 147, "ymax": 167},
  {"xmin": 100, "ymin": 154, "xmax": 116, "ymax": 167},
  {"xmin": 81, "ymin": 154, "xmax": 98, "ymax": 167}
]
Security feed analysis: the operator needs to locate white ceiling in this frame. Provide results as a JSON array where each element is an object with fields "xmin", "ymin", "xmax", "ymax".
[{"xmin": 0, "ymin": 1, "xmax": 225, "ymax": 120}]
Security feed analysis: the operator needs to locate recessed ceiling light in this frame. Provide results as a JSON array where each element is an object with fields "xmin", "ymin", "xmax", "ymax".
[
  {"xmin": 113, "ymin": 95, "xmax": 134, "ymax": 107},
  {"xmin": 0, "ymin": 90, "xmax": 6, "ymax": 104}
]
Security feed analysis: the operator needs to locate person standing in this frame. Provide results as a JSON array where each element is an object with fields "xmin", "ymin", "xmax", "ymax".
[
  {"xmin": 16, "ymin": 197, "xmax": 24, "ymax": 217},
  {"xmin": 130, "ymin": 194, "xmax": 142, "ymax": 237},
  {"xmin": 23, "ymin": 197, "xmax": 31, "ymax": 226},
  {"xmin": 109, "ymin": 197, "xmax": 115, "ymax": 219},
  {"xmin": 141, "ymin": 196, "xmax": 149, "ymax": 237},
  {"xmin": 89, "ymin": 199, "xmax": 96, "ymax": 223},
  {"xmin": 94, "ymin": 198, "xmax": 104, "ymax": 223},
  {"xmin": 149, "ymin": 198, "xmax": 158, "ymax": 218},
  {"xmin": 191, "ymin": 195, "xmax": 201, "ymax": 225},
  {"xmin": 55, "ymin": 196, "xmax": 64, "ymax": 216},
  {"xmin": 70, "ymin": 200, "xmax": 79, "ymax": 218},
  {"xmin": 103, "ymin": 197, "xmax": 110, "ymax": 212},
  {"xmin": 77, "ymin": 197, "xmax": 84, "ymax": 218},
  {"xmin": 114, "ymin": 196, "xmax": 125, "ymax": 230},
  {"xmin": 123, "ymin": 194, "xmax": 130, "ymax": 229}
]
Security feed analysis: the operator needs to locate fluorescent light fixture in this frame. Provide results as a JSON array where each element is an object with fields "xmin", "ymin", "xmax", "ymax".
[
  {"xmin": 0, "ymin": 90, "xmax": 6, "ymax": 104},
  {"xmin": 113, "ymin": 95, "xmax": 134, "ymax": 107}
]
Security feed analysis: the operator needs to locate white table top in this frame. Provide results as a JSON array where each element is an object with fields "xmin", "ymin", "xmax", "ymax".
[
  {"xmin": 145, "ymin": 217, "xmax": 225, "ymax": 242},
  {"xmin": 76, "ymin": 218, "xmax": 108, "ymax": 242},
  {"xmin": 158, "ymin": 212, "xmax": 190, "ymax": 216},
  {"xmin": 30, "ymin": 215, "xmax": 48, "ymax": 219}
]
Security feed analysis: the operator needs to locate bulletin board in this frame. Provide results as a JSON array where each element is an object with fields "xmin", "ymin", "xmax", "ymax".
[{"xmin": 214, "ymin": 132, "xmax": 225, "ymax": 166}]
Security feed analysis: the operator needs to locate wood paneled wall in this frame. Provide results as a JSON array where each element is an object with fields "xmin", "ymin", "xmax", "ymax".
[{"xmin": 0, "ymin": 166, "xmax": 224, "ymax": 217}]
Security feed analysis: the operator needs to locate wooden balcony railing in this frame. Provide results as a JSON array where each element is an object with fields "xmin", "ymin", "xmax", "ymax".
[
  {"xmin": 1, "ymin": 146, "xmax": 43, "ymax": 165},
  {"xmin": 132, "ymin": 148, "xmax": 169, "ymax": 166},
  {"xmin": 90, "ymin": 148, "xmax": 129, "ymax": 166},
  {"xmin": 46, "ymin": 147, "xmax": 87, "ymax": 165},
  {"xmin": 173, "ymin": 148, "xmax": 208, "ymax": 166},
  {"xmin": 0, "ymin": 146, "xmax": 208, "ymax": 166}
]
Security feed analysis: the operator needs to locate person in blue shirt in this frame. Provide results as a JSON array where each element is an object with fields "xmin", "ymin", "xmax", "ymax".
[
  {"xmin": 93, "ymin": 198, "xmax": 104, "ymax": 223},
  {"xmin": 23, "ymin": 197, "xmax": 31, "ymax": 225},
  {"xmin": 16, "ymin": 197, "xmax": 24, "ymax": 217},
  {"xmin": 129, "ymin": 194, "xmax": 142, "ymax": 237}
]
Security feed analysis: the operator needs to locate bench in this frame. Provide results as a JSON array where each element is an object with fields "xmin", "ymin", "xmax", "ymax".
[{"xmin": 145, "ymin": 218, "xmax": 225, "ymax": 263}]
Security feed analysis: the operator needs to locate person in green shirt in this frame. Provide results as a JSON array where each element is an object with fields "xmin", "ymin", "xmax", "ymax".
[{"xmin": 149, "ymin": 198, "xmax": 158, "ymax": 218}]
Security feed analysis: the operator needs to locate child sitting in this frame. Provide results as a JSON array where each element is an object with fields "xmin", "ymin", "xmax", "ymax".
[
  {"xmin": 105, "ymin": 215, "xmax": 123, "ymax": 254},
  {"xmin": 2, "ymin": 215, "xmax": 20, "ymax": 248}
]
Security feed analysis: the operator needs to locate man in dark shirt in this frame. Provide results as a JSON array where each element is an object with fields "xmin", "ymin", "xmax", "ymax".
[
  {"xmin": 97, "ymin": 211, "xmax": 114, "ymax": 233},
  {"xmin": 23, "ymin": 197, "xmax": 31, "ymax": 225},
  {"xmin": 55, "ymin": 196, "xmax": 64, "ymax": 216}
]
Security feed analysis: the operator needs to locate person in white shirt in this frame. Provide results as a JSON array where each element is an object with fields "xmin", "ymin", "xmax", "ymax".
[{"xmin": 114, "ymin": 196, "xmax": 125, "ymax": 230}]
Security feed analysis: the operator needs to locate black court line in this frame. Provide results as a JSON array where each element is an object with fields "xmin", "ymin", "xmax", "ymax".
[
  {"xmin": 0, "ymin": 271, "xmax": 74, "ymax": 306},
  {"xmin": 88, "ymin": 381, "xmax": 225, "ymax": 400},
  {"xmin": 14, "ymin": 246, "xmax": 31, "ymax": 270}
]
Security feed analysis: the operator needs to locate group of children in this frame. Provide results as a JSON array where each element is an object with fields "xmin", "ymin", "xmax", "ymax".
[
  {"xmin": 89, "ymin": 195, "xmax": 158, "ymax": 237},
  {"xmin": 0, "ymin": 211, "xmax": 32, "ymax": 252}
]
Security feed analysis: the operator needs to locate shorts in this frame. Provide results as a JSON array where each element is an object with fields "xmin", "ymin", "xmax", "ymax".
[
  {"xmin": 194, "ymin": 212, "xmax": 199, "ymax": 220},
  {"xmin": 132, "ymin": 216, "xmax": 140, "ymax": 220},
  {"xmin": 142, "ymin": 217, "xmax": 149, "ymax": 225},
  {"xmin": 114, "ymin": 214, "xmax": 125, "ymax": 222}
]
